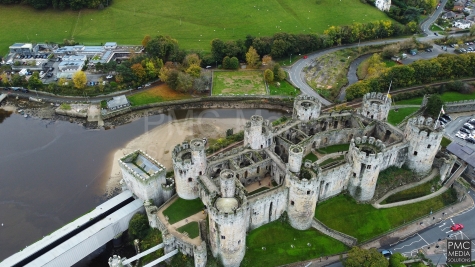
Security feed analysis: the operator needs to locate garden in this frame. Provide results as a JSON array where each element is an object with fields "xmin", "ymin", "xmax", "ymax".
[
  {"xmin": 127, "ymin": 84, "xmax": 191, "ymax": 106},
  {"xmin": 162, "ymin": 198, "xmax": 204, "ymax": 224},
  {"xmin": 212, "ymin": 71, "xmax": 266, "ymax": 95}
]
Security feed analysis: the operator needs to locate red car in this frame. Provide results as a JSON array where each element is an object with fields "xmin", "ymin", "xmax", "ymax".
[
  {"xmin": 303, "ymin": 55, "xmax": 308, "ymax": 59},
  {"xmin": 451, "ymin": 224, "xmax": 464, "ymax": 231}
]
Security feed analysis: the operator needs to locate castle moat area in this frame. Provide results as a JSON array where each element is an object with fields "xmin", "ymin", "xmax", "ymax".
[{"xmin": 0, "ymin": 107, "xmax": 283, "ymax": 261}]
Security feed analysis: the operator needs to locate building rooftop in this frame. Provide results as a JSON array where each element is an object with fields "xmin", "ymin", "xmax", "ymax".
[
  {"xmin": 107, "ymin": 95, "xmax": 129, "ymax": 110},
  {"xmin": 125, "ymin": 154, "xmax": 162, "ymax": 177},
  {"xmin": 10, "ymin": 43, "xmax": 33, "ymax": 49},
  {"xmin": 447, "ymin": 142, "xmax": 475, "ymax": 167}
]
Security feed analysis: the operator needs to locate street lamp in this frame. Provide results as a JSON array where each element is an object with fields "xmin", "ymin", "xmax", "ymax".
[{"xmin": 290, "ymin": 53, "xmax": 292, "ymax": 63}]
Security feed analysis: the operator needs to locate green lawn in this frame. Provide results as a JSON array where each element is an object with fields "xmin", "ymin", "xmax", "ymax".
[
  {"xmin": 212, "ymin": 71, "xmax": 266, "ymax": 95},
  {"xmin": 317, "ymin": 144, "xmax": 350, "ymax": 154},
  {"xmin": 441, "ymin": 136, "xmax": 452, "ymax": 149},
  {"xmin": 315, "ymin": 191, "xmax": 457, "ymax": 242},
  {"xmin": 0, "ymin": 0, "xmax": 390, "ymax": 56},
  {"xmin": 383, "ymin": 59, "xmax": 396, "ymax": 68},
  {"xmin": 430, "ymin": 24, "xmax": 444, "ymax": 31},
  {"xmin": 269, "ymin": 80, "xmax": 299, "ymax": 96},
  {"xmin": 242, "ymin": 220, "xmax": 348, "ymax": 267},
  {"xmin": 303, "ymin": 152, "xmax": 319, "ymax": 162},
  {"xmin": 176, "ymin": 222, "xmax": 200, "ymax": 239},
  {"xmin": 382, "ymin": 176, "xmax": 441, "ymax": 204},
  {"xmin": 320, "ymin": 155, "xmax": 345, "ymax": 166},
  {"xmin": 162, "ymin": 198, "xmax": 204, "ymax": 224},
  {"xmin": 396, "ymin": 91, "xmax": 475, "ymax": 105},
  {"xmin": 387, "ymin": 107, "xmax": 419, "ymax": 125},
  {"xmin": 127, "ymin": 84, "xmax": 191, "ymax": 106}
]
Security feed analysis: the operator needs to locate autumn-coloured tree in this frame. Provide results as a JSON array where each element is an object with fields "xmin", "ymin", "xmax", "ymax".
[
  {"xmin": 72, "ymin": 70, "xmax": 87, "ymax": 89},
  {"xmin": 131, "ymin": 63, "xmax": 146, "ymax": 82},
  {"xmin": 142, "ymin": 35, "xmax": 151, "ymax": 47},
  {"xmin": 186, "ymin": 64, "xmax": 202, "ymax": 78},
  {"xmin": 262, "ymin": 55, "xmax": 272, "ymax": 66},
  {"xmin": 246, "ymin": 46, "xmax": 260, "ymax": 68},
  {"xmin": 264, "ymin": 69, "xmax": 274, "ymax": 83},
  {"xmin": 183, "ymin": 53, "xmax": 201, "ymax": 69}
]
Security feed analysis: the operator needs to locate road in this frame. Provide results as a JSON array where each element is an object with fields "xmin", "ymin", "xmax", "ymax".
[
  {"xmin": 287, "ymin": 0, "xmax": 450, "ymax": 107},
  {"xmin": 381, "ymin": 189, "xmax": 475, "ymax": 265}
]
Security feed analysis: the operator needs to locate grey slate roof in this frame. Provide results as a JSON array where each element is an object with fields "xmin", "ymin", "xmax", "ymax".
[{"xmin": 447, "ymin": 142, "xmax": 475, "ymax": 167}]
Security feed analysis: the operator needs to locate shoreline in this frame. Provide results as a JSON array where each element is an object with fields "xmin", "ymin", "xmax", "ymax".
[{"xmin": 105, "ymin": 116, "xmax": 249, "ymax": 196}]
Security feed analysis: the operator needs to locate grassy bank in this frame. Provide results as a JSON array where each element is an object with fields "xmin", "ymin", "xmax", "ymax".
[
  {"xmin": 242, "ymin": 219, "xmax": 348, "ymax": 267},
  {"xmin": 127, "ymin": 84, "xmax": 191, "ymax": 106},
  {"xmin": 317, "ymin": 144, "xmax": 350, "ymax": 154},
  {"xmin": 381, "ymin": 176, "xmax": 441, "ymax": 204},
  {"xmin": 387, "ymin": 107, "xmax": 419, "ymax": 125},
  {"xmin": 162, "ymin": 198, "xmax": 204, "ymax": 224},
  {"xmin": 269, "ymin": 80, "xmax": 299, "ymax": 96},
  {"xmin": 0, "ymin": 0, "xmax": 390, "ymax": 56},
  {"xmin": 315, "ymin": 191, "xmax": 457, "ymax": 242},
  {"xmin": 396, "ymin": 91, "xmax": 475, "ymax": 105}
]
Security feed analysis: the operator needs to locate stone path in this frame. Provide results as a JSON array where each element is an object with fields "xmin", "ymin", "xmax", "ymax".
[{"xmin": 373, "ymin": 168, "xmax": 438, "ymax": 207}]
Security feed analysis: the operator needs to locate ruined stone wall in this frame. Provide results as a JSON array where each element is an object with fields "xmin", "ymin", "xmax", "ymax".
[
  {"xmin": 292, "ymin": 95, "xmax": 321, "ymax": 122},
  {"xmin": 359, "ymin": 92, "xmax": 391, "ymax": 121},
  {"xmin": 288, "ymin": 145, "xmax": 304, "ymax": 173},
  {"xmin": 445, "ymin": 99, "xmax": 475, "ymax": 113},
  {"xmin": 172, "ymin": 140, "xmax": 207, "ymax": 199},
  {"xmin": 404, "ymin": 117, "xmax": 444, "ymax": 175},
  {"xmin": 319, "ymin": 162, "xmax": 352, "ymax": 200},
  {"xmin": 247, "ymin": 185, "xmax": 288, "ymax": 230},
  {"xmin": 244, "ymin": 115, "xmax": 273, "ymax": 150},
  {"xmin": 286, "ymin": 170, "xmax": 320, "ymax": 230}
]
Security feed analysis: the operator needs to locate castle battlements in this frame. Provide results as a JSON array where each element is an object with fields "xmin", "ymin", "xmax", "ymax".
[
  {"xmin": 350, "ymin": 137, "xmax": 386, "ymax": 160},
  {"xmin": 360, "ymin": 92, "xmax": 391, "ymax": 121},
  {"xmin": 363, "ymin": 92, "xmax": 391, "ymax": 104},
  {"xmin": 119, "ymin": 150, "xmax": 165, "ymax": 181},
  {"xmin": 405, "ymin": 116, "xmax": 442, "ymax": 139}
]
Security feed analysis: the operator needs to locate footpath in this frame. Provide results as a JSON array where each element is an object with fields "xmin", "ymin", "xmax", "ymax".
[{"xmin": 283, "ymin": 188, "xmax": 474, "ymax": 267}]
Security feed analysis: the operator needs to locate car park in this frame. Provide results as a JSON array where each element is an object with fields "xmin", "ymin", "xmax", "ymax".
[
  {"xmin": 468, "ymin": 119, "xmax": 475, "ymax": 125},
  {"xmin": 442, "ymin": 114, "xmax": 452, "ymax": 121},
  {"xmin": 439, "ymin": 117, "xmax": 448, "ymax": 123},
  {"xmin": 451, "ymin": 223, "xmax": 464, "ymax": 231},
  {"xmin": 467, "ymin": 138, "xmax": 475, "ymax": 144},
  {"xmin": 456, "ymin": 132, "xmax": 467, "ymax": 139}
]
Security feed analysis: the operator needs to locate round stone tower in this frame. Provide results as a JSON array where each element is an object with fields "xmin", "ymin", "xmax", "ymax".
[
  {"xmin": 360, "ymin": 92, "xmax": 391, "ymax": 121},
  {"xmin": 288, "ymin": 145, "xmax": 304, "ymax": 173},
  {"xmin": 244, "ymin": 115, "xmax": 273, "ymax": 150},
  {"xmin": 208, "ymin": 169, "xmax": 247, "ymax": 267},
  {"xmin": 404, "ymin": 116, "xmax": 444, "ymax": 175},
  {"xmin": 292, "ymin": 95, "xmax": 321, "ymax": 122},
  {"xmin": 348, "ymin": 136, "xmax": 385, "ymax": 202},
  {"xmin": 172, "ymin": 139, "xmax": 207, "ymax": 199},
  {"xmin": 193, "ymin": 241, "xmax": 208, "ymax": 267},
  {"xmin": 286, "ymin": 167, "xmax": 320, "ymax": 230},
  {"xmin": 220, "ymin": 170, "xmax": 236, "ymax": 198},
  {"xmin": 108, "ymin": 255, "xmax": 126, "ymax": 267}
]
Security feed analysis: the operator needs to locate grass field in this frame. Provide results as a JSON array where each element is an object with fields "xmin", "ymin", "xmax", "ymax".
[
  {"xmin": 0, "ymin": 0, "xmax": 390, "ymax": 56},
  {"xmin": 396, "ymin": 91, "xmax": 475, "ymax": 105},
  {"xmin": 176, "ymin": 222, "xmax": 200, "ymax": 239},
  {"xmin": 304, "ymin": 152, "xmax": 319, "ymax": 162},
  {"xmin": 317, "ymin": 144, "xmax": 350, "ymax": 154},
  {"xmin": 387, "ymin": 107, "xmax": 420, "ymax": 125},
  {"xmin": 242, "ymin": 220, "xmax": 348, "ymax": 267},
  {"xmin": 269, "ymin": 80, "xmax": 299, "ymax": 96},
  {"xmin": 320, "ymin": 155, "xmax": 345, "ymax": 166},
  {"xmin": 212, "ymin": 71, "xmax": 266, "ymax": 95},
  {"xmin": 315, "ymin": 191, "xmax": 457, "ymax": 242},
  {"xmin": 162, "ymin": 198, "xmax": 204, "ymax": 224},
  {"xmin": 441, "ymin": 136, "xmax": 452, "ymax": 149},
  {"xmin": 127, "ymin": 84, "xmax": 191, "ymax": 106}
]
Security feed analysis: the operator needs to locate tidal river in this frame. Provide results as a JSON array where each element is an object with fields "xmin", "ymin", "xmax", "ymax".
[{"xmin": 0, "ymin": 107, "xmax": 284, "ymax": 261}]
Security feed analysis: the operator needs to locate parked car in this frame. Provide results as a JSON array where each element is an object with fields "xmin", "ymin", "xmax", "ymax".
[
  {"xmin": 425, "ymin": 48, "xmax": 433, "ymax": 52},
  {"xmin": 439, "ymin": 117, "xmax": 448, "ymax": 123},
  {"xmin": 467, "ymin": 138, "xmax": 475, "ymax": 144},
  {"xmin": 442, "ymin": 114, "xmax": 452, "ymax": 121},
  {"xmin": 451, "ymin": 223, "xmax": 464, "ymax": 231},
  {"xmin": 106, "ymin": 75, "xmax": 113, "ymax": 79},
  {"xmin": 463, "ymin": 123, "xmax": 474, "ymax": 130},
  {"xmin": 434, "ymin": 32, "xmax": 439, "ymax": 36},
  {"xmin": 456, "ymin": 132, "xmax": 467, "ymax": 139},
  {"xmin": 460, "ymin": 128, "xmax": 471, "ymax": 134}
]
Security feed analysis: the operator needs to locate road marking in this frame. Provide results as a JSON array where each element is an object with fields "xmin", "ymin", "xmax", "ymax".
[
  {"xmin": 417, "ymin": 233, "xmax": 430, "ymax": 245},
  {"xmin": 438, "ymin": 223, "xmax": 446, "ymax": 227},
  {"xmin": 393, "ymin": 238, "xmax": 425, "ymax": 250},
  {"xmin": 446, "ymin": 230, "xmax": 453, "ymax": 234}
]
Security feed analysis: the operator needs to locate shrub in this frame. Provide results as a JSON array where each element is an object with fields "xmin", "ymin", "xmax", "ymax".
[{"xmin": 128, "ymin": 213, "xmax": 149, "ymax": 240}]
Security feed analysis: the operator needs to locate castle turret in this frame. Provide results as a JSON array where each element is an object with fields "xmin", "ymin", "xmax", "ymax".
[
  {"xmin": 208, "ymin": 169, "xmax": 247, "ymax": 267},
  {"xmin": 193, "ymin": 242, "xmax": 208, "ymax": 267},
  {"xmin": 348, "ymin": 137, "xmax": 385, "ymax": 201},
  {"xmin": 286, "ymin": 166, "xmax": 320, "ymax": 230},
  {"xmin": 404, "ymin": 116, "xmax": 444, "ymax": 175},
  {"xmin": 244, "ymin": 115, "xmax": 273, "ymax": 150},
  {"xmin": 172, "ymin": 139, "xmax": 207, "ymax": 199},
  {"xmin": 359, "ymin": 92, "xmax": 391, "ymax": 121},
  {"xmin": 108, "ymin": 255, "xmax": 131, "ymax": 267},
  {"xmin": 292, "ymin": 95, "xmax": 321, "ymax": 122},
  {"xmin": 118, "ymin": 150, "xmax": 168, "ymax": 205},
  {"xmin": 288, "ymin": 145, "xmax": 304, "ymax": 173}
]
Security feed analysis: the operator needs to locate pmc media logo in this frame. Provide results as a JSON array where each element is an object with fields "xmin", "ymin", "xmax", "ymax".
[{"xmin": 447, "ymin": 240, "xmax": 472, "ymax": 264}]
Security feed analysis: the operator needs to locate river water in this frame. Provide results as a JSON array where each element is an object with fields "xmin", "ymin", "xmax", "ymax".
[{"xmin": 0, "ymin": 108, "xmax": 283, "ymax": 261}]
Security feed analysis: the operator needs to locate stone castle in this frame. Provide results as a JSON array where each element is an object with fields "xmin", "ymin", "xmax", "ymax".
[{"xmin": 116, "ymin": 93, "xmax": 455, "ymax": 267}]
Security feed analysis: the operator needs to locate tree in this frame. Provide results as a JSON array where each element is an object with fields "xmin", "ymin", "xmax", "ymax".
[
  {"xmin": 183, "ymin": 53, "xmax": 201, "ymax": 69},
  {"xmin": 222, "ymin": 56, "xmax": 231, "ymax": 69},
  {"xmin": 186, "ymin": 64, "xmax": 202, "ymax": 78},
  {"xmin": 425, "ymin": 94, "xmax": 444, "ymax": 118},
  {"xmin": 27, "ymin": 72, "xmax": 43, "ymax": 90},
  {"xmin": 262, "ymin": 55, "xmax": 272, "ymax": 66},
  {"xmin": 264, "ymin": 69, "xmax": 274, "ymax": 83},
  {"xmin": 128, "ymin": 213, "xmax": 149, "ymax": 240},
  {"xmin": 72, "ymin": 70, "xmax": 87, "ymax": 89},
  {"xmin": 142, "ymin": 35, "xmax": 151, "ymax": 47},
  {"xmin": 276, "ymin": 68, "xmax": 286, "ymax": 81},
  {"xmin": 246, "ymin": 46, "xmax": 260, "ymax": 68},
  {"xmin": 229, "ymin": 57, "xmax": 240, "ymax": 70},
  {"xmin": 470, "ymin": 24, "xmax": 475, "ymax": 37},
  {"xmin": 388, "ymin": 253, "xmax": 406, "ymax": 267},
  {"xmin": 366, "ymin": 53, "xmax": 386, "ymax": 79},
  {"xmin": 176, "ymin": 72, "xmax": 193, "ymax": 92},
  {"xmin": 381, "ymin": 43, "xmax": 401, "ymax": 59},
  {"xmin": 211, "ymin": 38, "xmax": 225, "ymax": 62},
  {"xmin": 343, "ymin": 247, "xmax": 388, "ymax": 267},
  {"xmin": 146, "ymin": 35, "xmax": 178, "ymax": 62},
  {"xmin": 131, "ymin": 63, "xmax": 146, "ymax": 83}
]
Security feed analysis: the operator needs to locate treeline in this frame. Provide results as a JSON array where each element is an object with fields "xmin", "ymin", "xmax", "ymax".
[
  {"xmin": 205, "ymin": 20, "xmax": 414, "ymax": 65},
  {"xmin": 364, "ymin": 0, "xmax": 436, "ymax": 24},
  {"xmin": 0, "ymin": 0, "xmax": 109, "ymax": 10},
  {"xmin": 346, "ymin": 53, "xmax": 475, "ymax": 100}
]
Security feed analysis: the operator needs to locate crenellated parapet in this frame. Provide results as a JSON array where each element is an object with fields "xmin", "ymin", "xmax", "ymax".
[
  {"xmin": 119, "ymin": 150, "xmax": 166, "ymax": 182},
  {"xmin": 404, "ymin": 116, "xmax": 444, "ymax": 174},
  {"xmin": 108, "ymin": 255, "xmax": 130, "ymax": 267},
  {"xmin": 292, "ymin": 95, "xmax": 321, "ymax": 122},
  {"xmin": 359, "ymin": 92, "xmax": 391, "ymax": 121},
  {"xmin": 288, "ymin": 145, "xmax": 304, "ymax": 173}
]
